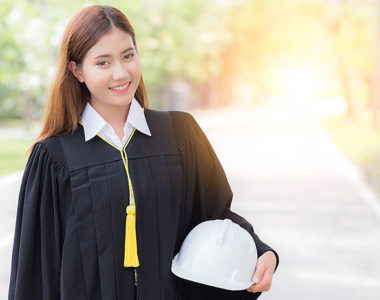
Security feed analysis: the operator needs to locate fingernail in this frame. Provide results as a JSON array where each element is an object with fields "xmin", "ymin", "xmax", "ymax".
[{"xmin": 253, "ymin": 278, "xmax": 259, "ymax": 284}]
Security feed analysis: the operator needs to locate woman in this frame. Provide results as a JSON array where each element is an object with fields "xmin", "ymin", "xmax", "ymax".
[{"xmin": 8, "ymin": 5, "xmax": 278, "ymax": 300}]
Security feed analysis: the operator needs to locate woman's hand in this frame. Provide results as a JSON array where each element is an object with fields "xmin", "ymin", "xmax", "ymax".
[{"xmin": 246, "ymin": 250, "xmax": 277, "ymax": 293}]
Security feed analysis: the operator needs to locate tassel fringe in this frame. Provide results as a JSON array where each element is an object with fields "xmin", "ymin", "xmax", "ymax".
[{"xmin": 124, "ymin": 205, "xmax": 140, "ymax": 267}]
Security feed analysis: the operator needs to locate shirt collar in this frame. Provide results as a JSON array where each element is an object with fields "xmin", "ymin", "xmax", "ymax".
[
  {"xmin": 80, "ymin": 97, "xmax": 151, "ymax": 142},
  {"xmin": 127, "ymin": 97, "xmax": 152, "ymax": 137}
]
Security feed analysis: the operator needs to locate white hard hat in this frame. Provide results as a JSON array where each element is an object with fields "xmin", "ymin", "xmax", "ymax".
[{"xmin": 171, "ymin": 219, "xmax": 257, "ymax": 290}]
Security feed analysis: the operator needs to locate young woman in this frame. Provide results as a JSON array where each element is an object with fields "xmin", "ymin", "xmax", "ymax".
[{"xmin": 8, "ymin": 5, "xmax": 278, "ymax": 300}]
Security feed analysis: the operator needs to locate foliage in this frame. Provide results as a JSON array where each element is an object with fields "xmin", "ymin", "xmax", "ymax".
[
  {"xmin": 0, "ymin": 0, "xmax": 231, "ymax": 115},
  {"xmin": 214, "ymin": 0, "xmax": 377, "ymax": 105},
  {"xmin": 0, "ymin": 0, "xmax": 377, "ymax": 117}
]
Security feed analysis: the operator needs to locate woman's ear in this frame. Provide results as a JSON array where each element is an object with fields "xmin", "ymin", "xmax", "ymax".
[{"xmin": 68, "ymin": 61, "xmax": 84, "ymax": 83}]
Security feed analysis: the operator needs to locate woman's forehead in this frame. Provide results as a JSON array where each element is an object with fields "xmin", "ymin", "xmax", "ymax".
[{"xmin": 87, "ymin": 27, "xmax": 134, "ymax": 59}]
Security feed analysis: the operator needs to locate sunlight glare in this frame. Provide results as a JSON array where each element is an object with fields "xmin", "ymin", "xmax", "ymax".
[{"xmin": 276, "ymin": 64, "xmax": 323, "ymax": 98}]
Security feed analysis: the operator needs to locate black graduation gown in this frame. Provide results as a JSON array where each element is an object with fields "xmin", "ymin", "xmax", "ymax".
[{"xmin": 8, "ymin": 109, "xmax": 279, "ymax": 300}]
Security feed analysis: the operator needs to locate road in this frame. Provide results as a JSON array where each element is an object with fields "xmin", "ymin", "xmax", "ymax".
[
  {"xmin": 0, "ymin": 172, "xmax": 22, "ymax": 300},
  {"xmin": 1, "ymin": 99, "xmax": 380, "ymax": 299},
  {"xmin": 195, "ymin": 100, "xmax": 380, "ymax": 300}
]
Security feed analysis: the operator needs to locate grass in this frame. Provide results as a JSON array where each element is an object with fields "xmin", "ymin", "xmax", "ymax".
[
  {"xmin": 0, "ymin": 117, "xmax": 42, "ymax": 128},
  {"xmin": 319, "ymin": 110, "xmax": 380, "ymax": 163},
  {"xmin": 0, "ymin": 139, "xmax": 34, "ymax": 177},
  {"xmin": 319, "ymin": 108, "xmax": 380, "ymax": 193}
]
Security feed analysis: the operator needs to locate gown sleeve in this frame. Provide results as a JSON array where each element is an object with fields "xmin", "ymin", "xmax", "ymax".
[
  {"xmin": 8, "ymin": 141, "xmax": 71, "ymax": 300},
  {"xmin": 170, "ymin": 111, "xmax": 279, "ymax": 300}
]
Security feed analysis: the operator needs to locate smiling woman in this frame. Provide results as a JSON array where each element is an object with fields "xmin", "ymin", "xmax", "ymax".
[
  {"xmin": 33, "ymin": 5, "xmax": 149, "ymax": 143},
  {"xmin": 8, "ymin": 5, "xmax": 278, "ymax": 300},
  {"xmin": 68, "ymin": 27, "xmax": 142, "ymax": 139}
]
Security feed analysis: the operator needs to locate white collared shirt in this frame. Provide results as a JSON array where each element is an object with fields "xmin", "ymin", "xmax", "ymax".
[{"xmin": 80, "ymin": 97, "xmax": 151, "ymax": 149}]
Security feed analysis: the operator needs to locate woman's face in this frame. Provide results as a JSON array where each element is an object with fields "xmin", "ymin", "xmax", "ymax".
[{"xmin": 69, "ymin": 27, "xmax": 141, "ymax": 109}]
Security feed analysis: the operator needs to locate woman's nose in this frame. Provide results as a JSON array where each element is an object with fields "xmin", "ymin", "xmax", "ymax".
[{"xmin": 112, "ymin": 62, "xmax": 129, "ymax": 81}]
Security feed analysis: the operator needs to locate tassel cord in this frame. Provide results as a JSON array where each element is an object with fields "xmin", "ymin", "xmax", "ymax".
[
  {"xmin": 121, "ymin": 129, "xmax": 140, "ymax": 268},
  {"xmin": 121, "ymin": 149, "xmax": 135, "ymax": 205}
]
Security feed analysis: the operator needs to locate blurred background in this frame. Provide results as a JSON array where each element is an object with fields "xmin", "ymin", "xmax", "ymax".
[{"xmin": 1, "ymin": 0, "xmax": 380, "ymax": 299}]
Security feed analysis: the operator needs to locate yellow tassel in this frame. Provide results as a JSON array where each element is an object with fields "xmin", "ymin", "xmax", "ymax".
[
  {"xmin": 120, "ymin": 132, "xmax": 140, "ymax": 268},
  {"xmin": 124, "ymin": 205, "xmax": 140, "ymax": 267}
]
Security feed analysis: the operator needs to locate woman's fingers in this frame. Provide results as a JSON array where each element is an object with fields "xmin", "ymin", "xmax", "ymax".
[
  {"xmin": 246, "ymin": 258, "xmax": 265, "ymax": 293},
  {"xmin": 247, "ymin": 268, "xmax": 272, "ymax": 293},
  {"xmin": 252, "ymin": 260, "xmax": 266, "ymax": 285},
  {"xmin": 246, "ymin": 251, "xmax": 276, "ymax": 293}
]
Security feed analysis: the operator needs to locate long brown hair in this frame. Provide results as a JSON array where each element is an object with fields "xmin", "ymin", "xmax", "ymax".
[{"xmin": 34, "ymin": 5, "xmax": 149, "ymax": 147}]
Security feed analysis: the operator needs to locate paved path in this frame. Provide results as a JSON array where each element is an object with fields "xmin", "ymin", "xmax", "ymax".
[
  {"xmin": 195, "ymin": 101, "xmax": 380, "ymax": 300},
  {"xmin": 1, "ymin": 100, "xmax": 380, "ymax": 299},
  {"xmin": 0, "ymin": 172, "xmax": 22, "ymax": 300}
]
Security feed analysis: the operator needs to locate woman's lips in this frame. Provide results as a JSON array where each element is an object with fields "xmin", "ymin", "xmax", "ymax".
[{"xmin": 109, "ymin": 82, "xmax": 131, "ymax": 94}]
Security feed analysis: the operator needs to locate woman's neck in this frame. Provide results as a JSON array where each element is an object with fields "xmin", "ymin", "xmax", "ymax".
[{"xmin": 90, "ymin": 98, "xmax": 131, "ymax": 140}]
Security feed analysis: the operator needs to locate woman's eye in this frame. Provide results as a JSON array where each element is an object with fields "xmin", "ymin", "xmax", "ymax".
[
  {"xmin": 96, "ymin": 61, "xmax": 108, "ymax": 66},
  {"xmin": 124, "ymin": 54, "xmax": 134, "ymax": 60},
  {"xmin": 96, "ymin": 54, "xmax": 134, "ymax": 66}
]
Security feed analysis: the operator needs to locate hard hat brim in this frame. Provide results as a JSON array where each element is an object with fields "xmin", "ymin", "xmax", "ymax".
[{"xmin": 171, "ymin": 254, "xmax": 254, "ymax": 291}]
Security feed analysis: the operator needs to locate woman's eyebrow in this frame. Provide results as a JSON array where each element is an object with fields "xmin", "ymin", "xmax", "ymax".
[{"xmin": 93, "ymin": 47, "xmax": 135, "ymax": 60}]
